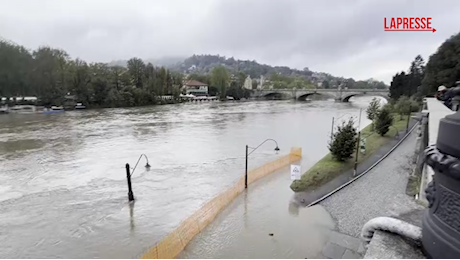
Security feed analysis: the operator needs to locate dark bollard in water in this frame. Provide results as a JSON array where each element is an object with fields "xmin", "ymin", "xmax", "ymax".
[
  {"xmin": 422, "ymin": 86, "xmax": 460, "ymax": 258},
  {"xmin": 126, "ymin": 163, "xmax": 134, "ymax": 201}
]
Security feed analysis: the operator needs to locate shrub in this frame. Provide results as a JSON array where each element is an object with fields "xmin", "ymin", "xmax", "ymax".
[
  {"xmin": 328, "ymin": 118, "xmax": 357, "ymax": 161},
  {"xmin": 375, "ymin": 105, "xmax": 394, "ymax": 136},
  {"xmin": 409, "ymin": 96, "xmax": 421, "ymax": 112},
  {"xmin": 395, "ymin": 96, "xmax": 411, "ymax": 120}
]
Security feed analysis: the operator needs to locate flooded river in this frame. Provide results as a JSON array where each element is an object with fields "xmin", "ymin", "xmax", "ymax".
[{"xmin": 0, "ymin": 98, "xmax": 375, "ymax": 258}]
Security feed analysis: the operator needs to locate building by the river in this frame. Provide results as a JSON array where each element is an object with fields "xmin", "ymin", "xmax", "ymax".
[{"xmin": 182, "ymin": 80, "xmax": 209, "ymax": 96}]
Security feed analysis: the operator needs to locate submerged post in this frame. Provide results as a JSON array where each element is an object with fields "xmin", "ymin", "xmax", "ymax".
[
  {"xmin": 126, "ymin": 163, "xmax": 134, "ymax": 201},
  {"xmin": 245, "ymin": 145, "xmax": 248, "ymax": 189}
]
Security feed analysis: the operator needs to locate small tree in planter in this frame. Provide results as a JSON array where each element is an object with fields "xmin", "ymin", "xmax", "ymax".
[
  {"xmin": 375, "ymin": 105, "xmax": 394, "ymax": 136},
  {"xmin": 366, "ymin": 97, "xmax": 381, "ymax": 131},
  {"xmin": 328, "ymin": 117, "xmax": 357, "ymax": 161}
]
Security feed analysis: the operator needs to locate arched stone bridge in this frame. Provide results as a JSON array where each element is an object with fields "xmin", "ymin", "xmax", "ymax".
[{"xmin": 251, "ymin": 88, "xmax": 389, "ymax": 102}]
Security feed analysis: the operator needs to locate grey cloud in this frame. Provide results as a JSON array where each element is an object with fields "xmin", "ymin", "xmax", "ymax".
[{"xmin": 0, "ymin": 0, "xmax": 459, "ymax": 83}]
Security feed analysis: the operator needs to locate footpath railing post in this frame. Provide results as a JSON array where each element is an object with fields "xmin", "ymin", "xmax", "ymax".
[{"xmin": 126, "ymin": 163, "xmax": 134, "ymax": 201}]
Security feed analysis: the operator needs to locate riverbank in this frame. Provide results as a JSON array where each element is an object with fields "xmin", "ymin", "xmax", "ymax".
[{"xmin": 290, "ymin": 113, "xmax": 416, "ymax": 198}]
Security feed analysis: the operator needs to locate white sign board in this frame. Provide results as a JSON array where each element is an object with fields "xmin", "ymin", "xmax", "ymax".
[{"xmin": 290, "ymin": 164, "xmax": 301, "ymax": 180}]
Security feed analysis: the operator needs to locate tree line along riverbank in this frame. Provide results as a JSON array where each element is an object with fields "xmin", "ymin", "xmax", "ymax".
[{"xmin": 0, "ymin": 41, "xmax": 254, "ymax": 109}]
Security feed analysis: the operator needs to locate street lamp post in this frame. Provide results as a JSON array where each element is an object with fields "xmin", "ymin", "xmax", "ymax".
[
  {"xmin": 245, "ymin": 139, "xmax": 280, "ymax": 189},
  {"xmin": 125, "ymin": 154, "xmax": 151, "ymax": 201},
  {"xmin": 353, "ymin": 108, "xmax": 363, "ymax": 177},
  {"xmin": 330, "ymin": 117, "xmax": 334, "ymax": 141}
]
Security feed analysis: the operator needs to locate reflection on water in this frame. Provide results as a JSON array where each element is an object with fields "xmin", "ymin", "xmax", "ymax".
[{"xmin": 0, "ymin": 97, "xmax": 377, "ymax": 258}]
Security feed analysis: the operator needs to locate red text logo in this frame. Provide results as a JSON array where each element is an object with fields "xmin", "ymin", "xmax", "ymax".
[{"xmin": 384, "ymin": 17, "xmax": 436, "ymax": 32}]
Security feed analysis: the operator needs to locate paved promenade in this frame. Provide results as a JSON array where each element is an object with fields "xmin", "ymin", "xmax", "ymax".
[{"xmin": 320, "ymin": 130, "xmax": 423, "ymax": 238}]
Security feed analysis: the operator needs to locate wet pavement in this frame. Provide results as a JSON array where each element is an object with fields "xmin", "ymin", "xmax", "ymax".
[{"xmin": 0, "ymin": 98, "xmax": 374, "ymax": 258}]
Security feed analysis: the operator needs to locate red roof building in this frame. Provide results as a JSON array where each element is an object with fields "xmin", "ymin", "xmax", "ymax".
[{"xmin": 183, "ymin": 80, "xmax": 209, "ymax": 96}]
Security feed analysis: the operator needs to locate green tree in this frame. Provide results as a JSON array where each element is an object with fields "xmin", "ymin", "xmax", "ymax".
[
  {"xmin": 0, "ymin": 41, "xmax": 33, "ymax": 97},
  {"xmin": 366, "ymin": 97, "xmax": 381, "ymax": 131},
  {"xmin": 375, "ymin": 105, "xmax": 394, "ymax": 136},
  {"xmin": 420, "ymin": 32, "xmax": 460, "ymax": 96},
  {"xmin": 407, "ymin": 55, "xmax": 425, "ymax": 96},
  {"xmin": 0, "ymin": 37, "xmax": 190, "ymax": 108},
  {"xmin": 395, "ymin": 96, "xmax": 411, "ymax": 120},
  {"xmin": 211, "ymin": 66, "xmax": 230, "ymax": 100},
  {"xmin": 90, "ymin": 63, "xmax": 110, "ymax": 106},
  {"xmin": 409, "ymin": 96, "xmax": 421, "ymax": 112},
  {"xmin": 127, "ymin": 58, "xmax": 145, "ymax": 88},
  {"xmin": 389, "ymin": 72, "xmax": 407, "ymax": 100},
  {"xmin": 109, "ymin": 66, "xmax": 125, "ymax": 91},
  {"xmin": 237, "ymin": 71, "xmax": 247, "ymax": 87},
  {"xmin": 32, "ymin": 46, "xmax": 70, "ymax": 105},
  {"xmin": 105, "ymin": 87, "xmax": 122, "ymax": 107},
  {"xmin": 69, "ymin": 59, "xmax": 92, "ymax": 105},
  {"xmin": 328, "ymin": 118, "xmax": 357, "ymax": 161}
]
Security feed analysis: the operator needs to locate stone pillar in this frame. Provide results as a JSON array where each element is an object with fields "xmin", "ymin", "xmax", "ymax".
[
  {"xmin": 422, "ymin": 86, "xmax": 460, "ymax": 258},
  {"xmin": 452, "ymin": 96, "xmax": 460, "ymax": 111}
]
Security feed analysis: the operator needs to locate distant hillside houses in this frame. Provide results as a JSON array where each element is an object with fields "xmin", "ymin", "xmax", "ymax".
[{"xmin": 107, "ymin": 54, "xmax": 389, "ymax": 90}]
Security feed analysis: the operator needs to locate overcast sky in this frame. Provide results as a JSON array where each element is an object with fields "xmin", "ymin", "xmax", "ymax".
[{"xmin": 1, "ymin": 0, "xmax": 459, "ymax": 83}]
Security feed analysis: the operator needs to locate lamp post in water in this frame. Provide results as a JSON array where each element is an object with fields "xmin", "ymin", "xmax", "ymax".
[
  {"xmin": 125, "ymin": 154, "xmax": 151, "ymax": 201},
  {"xmin": 423, "ymin": 86, "xmax": 460, "ymax": 258},
  {"xmin": 245, "ymin": 139, "xmax": 280, "ymax": 189}
]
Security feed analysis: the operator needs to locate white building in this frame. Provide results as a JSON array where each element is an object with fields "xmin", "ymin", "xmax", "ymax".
[
  {"xmin": 182, "ymin": 80, "xmax": 209, "ymax": 96},
  {"xmin": 257, "ymin": 75, "xmax": 264, "ymax": 90},
  {"xmin": 243, "ymin": 75, "xmax": 252, "ymax": 90}
]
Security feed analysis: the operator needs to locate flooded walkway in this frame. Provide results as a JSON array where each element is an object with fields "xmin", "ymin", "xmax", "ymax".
[{"xmin": 178, "ymin": 162, "xmax": 336, "ymax": 258}]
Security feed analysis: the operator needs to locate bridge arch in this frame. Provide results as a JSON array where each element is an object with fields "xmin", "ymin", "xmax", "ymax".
[
  {"xmin": 261, "ymin": 91, "xmax": 286, "ymax": 100},
  {"xmin": 296, "ymin": 92, "xmax": 318, "ymax": 101},
  {"xmin": 341, "ymin": 92, "xmax": 390, "ymax": 102}
]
